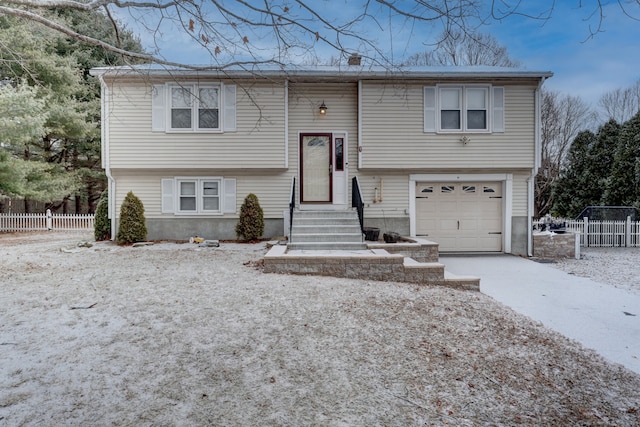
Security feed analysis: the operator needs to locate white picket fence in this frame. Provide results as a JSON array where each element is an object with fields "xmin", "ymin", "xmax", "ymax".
[
  {"xmin": 534, "ymin": 217, "xmax": 640, "ymax": 248},
  {"xmin": 0, "ymin": 209, "xmax": 94, "ymax": 232}
]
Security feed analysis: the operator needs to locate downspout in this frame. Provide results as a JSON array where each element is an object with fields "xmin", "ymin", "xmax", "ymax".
[
  {"xmin": 529, "ymin": 76, "xmax": 548, "ymax": 256},
  {"xmin": 98, "ymin": 74, "xmax": 117, "ymax": 240}
]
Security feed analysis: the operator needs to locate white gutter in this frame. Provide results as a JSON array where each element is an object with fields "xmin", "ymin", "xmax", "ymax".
[
  {"xmin": 90, "ymin": 65, "xmax": 554, "ymax": 81},
  {"xmin": 97, "ymin": 74, "xmax": 117, "ymax": 240}
]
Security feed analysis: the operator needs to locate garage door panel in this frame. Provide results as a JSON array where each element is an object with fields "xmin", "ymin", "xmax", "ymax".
[
  {"xmin": 439, "ymin": 219, "xmax": 458, "ymax": 232},
  {"xmin": 416, "ymin": 181, "xmax": 503, "ymax": 252},
  {"xmin": 459, "ymin": 219, "xmax": 479, "ymax": 231}
]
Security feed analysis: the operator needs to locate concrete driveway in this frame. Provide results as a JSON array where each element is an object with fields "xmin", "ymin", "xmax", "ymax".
[{"xmin": 440, "ymin": 254, "xmax": 640, "ymax": 375}]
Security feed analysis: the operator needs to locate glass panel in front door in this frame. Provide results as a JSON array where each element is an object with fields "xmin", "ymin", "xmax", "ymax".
[{"xmin": 302, "ymin": 134, "xmax": 331, "ymax": 202}]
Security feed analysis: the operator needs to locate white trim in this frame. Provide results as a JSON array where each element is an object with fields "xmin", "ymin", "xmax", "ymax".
[
  {"xmin": 223, "ymin": 178, "xmax": 236, "ymax": 214},
  {"xmin": 357, "ymin": 80, "xmax": 363, "ymax": 169},
  {"xmin": 409, "ymin": 173, "xmax": 513, "ymax": 253},
  {"xmin": 504, "ymin": 176, "xmax": 512, "ymax": 254},
  {"xmin": 492, "ymin": 86, "xmax": 505, "ymax": 133},
  {"xmin": 174, "ymin": 176, "xmax": 224, "ymax": 215},
  {"xmin": 534, "ymin": 80, "xmax": 544, "ymax": 173},
  {"xmin": 161, "ymin": 178, "xmax": 175, "ymax": 213},
  {"xmin": 409, "ymin": 173, "xmax": 510, "ymax": 182},
  {"xmin": 423, "ymin": 86, "xmax": 436, "ymax": 132},
  {"xmin": 151, "ymin": 84, "xmax": 166, "ymax": 132},
  {"xmin": 284, "ymin": 80, "xmax": 289, "ymax": 169},
  {"xmin": 527, "ymin": 174, "xmax": 534, "ymax": 257},
  {"xmin": 166, "ymin": 83, "xmax": 223, "ymax": 133},
  {"xmin": 435, "ymin": 84, "xmax": 491, "ymax": 133},
  {"xmin": 222, "ymin": 84, "xmax": 237, "ymax": 132},
  {"xmin": 297, "ymin": 130, "xmax": 351, "ymax": 210}
]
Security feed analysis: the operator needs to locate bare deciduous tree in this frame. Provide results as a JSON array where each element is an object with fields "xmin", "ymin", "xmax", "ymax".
[
  {"xmin": 599, "ymin": 80, "xmax": 640, "ymax": 123},
  {"xmin": 403, "ymin": 29, "xmax": 521, "ymax": 67},
  {"xmin": 536, "ymin": 89, "xmax": 595, "ymax": 217},
  {"xmin": 1, "ymin": 1, "xmax": 639, "ymax": 68}
]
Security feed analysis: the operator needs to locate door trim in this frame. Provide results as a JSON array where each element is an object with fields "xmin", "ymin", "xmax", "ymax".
[{"xmin": 299, "ymin": 133, "xmax": 333, "ymax": 204}]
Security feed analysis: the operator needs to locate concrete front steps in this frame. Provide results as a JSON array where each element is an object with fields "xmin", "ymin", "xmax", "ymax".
[
  {"xmin": 288, "ymin": 209, "xmax": 367, "ymax": 251},
  {"xmin": 265, "ymin": 238, "xmax": 480, "ymax": 291}
]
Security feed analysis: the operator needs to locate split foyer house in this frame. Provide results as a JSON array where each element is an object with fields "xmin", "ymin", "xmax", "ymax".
[{"xmin": 90, "ymin": 64, "xmax": 552, "ymax": 256}]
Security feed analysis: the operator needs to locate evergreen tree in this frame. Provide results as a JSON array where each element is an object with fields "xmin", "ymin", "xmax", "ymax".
[
  {"xmin": 94, "ymin": 190, "xmax": 111, "ymax": 241},
  {"xmin": 586, "ymin": 119, "xmax": 621, "ymax": 206},
  {"xmin": 552, "ymin": 130, "xmax": 597, "ymax": 217},
  {"xmin": 235, "ymin": 194, "xmax": 264, "ymax": 241},
  {"xmin": 0, "ymin": 11, "xmax": 145, "ymax": 213},
  {"xmin": 604, "ymin": 112, "xmax": 640, "ymax": 207},
  {"xmin": 116, "ymin": 191, "xmax": 147, "ymax": 244}
]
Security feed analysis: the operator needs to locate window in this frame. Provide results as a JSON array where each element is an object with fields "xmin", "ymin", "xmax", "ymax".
[
  {"xmin": 152, "ymin": 83, "xmax": 236, "ymax": 133},
  {"xmin": 424, "ymin": 85, "xmax": 503, "ymax": 133},
  {"xmin": 198, "ymin": 87, "xmax": 219, "ymax": 129},
  {"xmin": 169, "ymin": 84, "xmax": 219, "ymax": 131},
  {"xmin": 176, "ymin": 178, "xmax": 222, "ymax": 214},
  {"xmin": 440, "ymin": 88, "xmax": 461, "ymax": 130},
  {"xmin": 466, "ymin": 88, "xmax": 487, "ymax": 130},
  {"xmin": 162, "ymin": 177, "xmax": 236, "ymax": 215},
  {"xmin": 441, "ymin": 185, "xmax": 455, "ymax": 193},
  {"xmin": 463, "ymin": 185, "xmax": 476, "ymax": 193},
  {"xmin": 335, "ymin": 138, "xmax": 344, "ymax": 171}
]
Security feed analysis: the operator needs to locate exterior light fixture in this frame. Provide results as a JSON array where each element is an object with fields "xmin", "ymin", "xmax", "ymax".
[{"xmin": 319, "ymin": 101, "xmax": 328, "ymax": 115}]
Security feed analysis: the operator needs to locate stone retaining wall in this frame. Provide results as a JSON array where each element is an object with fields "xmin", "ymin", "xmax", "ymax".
[
  {"xmin": 533, "ymin": 232, "xmax": 579, "ymax": 259},
  {"xmin": 366, "ymin": 238, "xmax": 439, "ymax": 262}
]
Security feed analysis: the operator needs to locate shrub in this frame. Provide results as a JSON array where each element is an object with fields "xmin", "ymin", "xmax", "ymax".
[
  {"xmin": 235, "ymin": 193, "xmax": 264, "ymax": 241},
  {"xmin": 94, "ymin": 189, "xmax": 110, "ymax": 241},
  {"xmin": 116, "ymin": 191, "xmax": 147, "ymax": 245}
]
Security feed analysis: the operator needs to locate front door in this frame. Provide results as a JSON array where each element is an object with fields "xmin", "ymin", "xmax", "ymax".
[{"xmin": 300, "ymin": 133, "xmax": 332, "ymax": 203}]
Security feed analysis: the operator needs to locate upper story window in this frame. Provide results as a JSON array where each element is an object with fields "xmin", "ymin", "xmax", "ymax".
[
  {"xmin": 424, "ymin": 85, "xmax": 504, "ymax": 134},
  {"xmin": 169, "ymin": 84, "xmax": 220, "ymax": 131},
  {"xmin": 153, "ymin": 83, "xmax": 236, "ymax": 133}
]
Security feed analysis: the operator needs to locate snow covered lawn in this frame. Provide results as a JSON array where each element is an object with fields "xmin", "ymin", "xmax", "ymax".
[{"xmin": 1, "ymin": 232, "xmax": 639, "ymax": 425}]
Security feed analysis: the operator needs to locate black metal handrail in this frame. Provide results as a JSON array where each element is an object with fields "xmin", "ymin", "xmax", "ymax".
[
  {"xmin": 352, "ymin": 176, "xmax": 364, "ymax": 233},
  {"xmin": 289, "ymin": 176, "xmax": 296, "ymax": 239}
]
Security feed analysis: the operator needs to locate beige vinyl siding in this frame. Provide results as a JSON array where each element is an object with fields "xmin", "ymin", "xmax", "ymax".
[
  {"xmin": 112, "ymin": 170, "xmax": 292, "ymax": 219},
  {"xmin": 360, "ymin": 82, "xmax": 536, "ymax": 169},
  {"xmin": 512, "ymin": 172, "xmax": 531, "ymax": 216},
  {"xmin": 356, "ymin": 172, "xmax": 410, "ymax": 219},
  {"xmin": 354, "ymin": 172, "xmax": 530, "ymax": 219},
  {"xmin": 105, "ymin": 80, "xmax": 287, "ymax": 169},
  {"xmin": 287, "ymin": 82, "xmax": 359, "ymax": 201}
]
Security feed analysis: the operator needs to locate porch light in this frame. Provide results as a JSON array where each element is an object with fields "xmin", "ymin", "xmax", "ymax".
[{"xmin": 319, "ymin": 101, "xmax": 328, "ymax": 115}]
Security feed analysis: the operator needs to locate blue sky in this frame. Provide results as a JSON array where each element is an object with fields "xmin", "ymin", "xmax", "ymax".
[
  {"xmin": 127, "ymin": 1, "xmax": 639, "ymax": 108},
  {"xmin": 485, "ymin": 1, "xmax": 640, "ymax": 107}
]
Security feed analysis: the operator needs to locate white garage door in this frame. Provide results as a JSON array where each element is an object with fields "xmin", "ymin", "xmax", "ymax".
[{"xmin": 415, "ymin": 182, "xmax": 503, "ymax": 252}]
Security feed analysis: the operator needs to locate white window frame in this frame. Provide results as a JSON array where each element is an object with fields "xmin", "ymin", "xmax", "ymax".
[
  {"xmin": 176, "ymin": 177, "xmax": 223, "ymax": 215},
  {"xmin": 168, "ymin": 83, "xmax": 221, "ymax": 132},
  {"xmin": 438, "ymin": 84, "xmax": 489, "ymax": 133},
  {"xmin": 162, "ymin": 177, "xmax": 236, "ymax": 215},
  {"xmin": 424, "ymin": 84, "xmax": 503, "ymax": 134}
]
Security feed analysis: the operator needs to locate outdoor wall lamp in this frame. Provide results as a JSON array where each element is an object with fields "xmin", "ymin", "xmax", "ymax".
[{"xmin": 319, "ymin": 101, "xmax": 328, "ymax": 115}]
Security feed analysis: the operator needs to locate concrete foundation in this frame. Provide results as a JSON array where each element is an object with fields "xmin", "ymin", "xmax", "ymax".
[{"xmin": 144, "ymin": 217, "xmax": 284, "ymax": 241}]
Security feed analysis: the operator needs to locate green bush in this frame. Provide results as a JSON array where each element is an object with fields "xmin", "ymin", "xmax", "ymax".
[
  {"xmin": 235, "ymin": 193, "xmax": 264, "ymax": 241},
  {"xmin": 94, "ymin": 189, "xmax": 110, "ymax": 241},
  {"xmin": 116, "ymin": 191, "xmax": 147, "ymax": 245}
]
